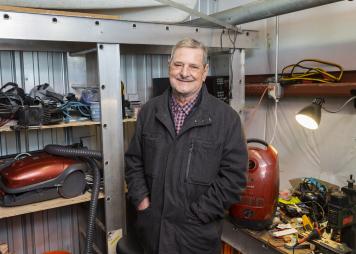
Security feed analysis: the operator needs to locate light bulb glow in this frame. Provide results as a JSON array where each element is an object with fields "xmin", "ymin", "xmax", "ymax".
[{"xmin": 295, "ymin": 114, "xmax": 319, "ymax": 130}]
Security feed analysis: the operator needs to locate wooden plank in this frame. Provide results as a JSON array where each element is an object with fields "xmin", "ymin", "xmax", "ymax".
[
  {"xmin": 0, "ymin": 120, "xmax": 100, "ymax": 133},
  {"xmin": 0, "ymin": 192, "xmax": 104, "ymax": 219},
  {"xmin": 246, "ymin": 82, "xmax": 356, "ymax": 97},
  {"xmin": 0, "ymin": 5, "xmax": 120, "ymax": 20},
  {"xmin": 0, "ymin": 119, "xmax": 136, "ymax": 133},
  {"xmin": 123, "ymin": 118, "xmax": 137, "ymax": 123}
]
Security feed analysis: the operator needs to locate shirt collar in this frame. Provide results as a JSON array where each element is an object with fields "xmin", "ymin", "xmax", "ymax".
[{"xmin": 171, "ymin": 92, "xmax": 199, "ymax": 115}]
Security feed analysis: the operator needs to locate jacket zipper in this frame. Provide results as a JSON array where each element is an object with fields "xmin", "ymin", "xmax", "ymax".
[{"xmin": 185, "ymin": 142, "xmax": 194, "ymax": 182}]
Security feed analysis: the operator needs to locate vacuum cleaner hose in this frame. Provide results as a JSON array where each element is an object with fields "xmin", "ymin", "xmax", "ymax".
[
  {"xmin": 84, "ymin": 157, "xmax": 101, "ymax": 254},
  {"xmin": 44, "ymin": 144, "xmax": 102, "ymax": 254},
  {"xmin": 44, "ymin": 144, "xmax": 102, "ymax": 159}
]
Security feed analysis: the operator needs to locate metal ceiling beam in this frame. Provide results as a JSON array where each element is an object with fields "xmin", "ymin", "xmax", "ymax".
[
  {"xmin": 154, "ymin": 0, "xmax": 238, "ymax": 31},
  {"xmin": 0, "ymin": 10, "xmax": 258, "ymax": 49},
  {"xmin": 183, "ymin": 0, "xmax": 345, "ymax": 27}
]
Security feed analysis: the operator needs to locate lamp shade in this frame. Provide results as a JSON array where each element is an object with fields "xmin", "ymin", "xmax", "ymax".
[{"xmin": 295, "ymin": 103, "xmax": 321, "ymax": 130}]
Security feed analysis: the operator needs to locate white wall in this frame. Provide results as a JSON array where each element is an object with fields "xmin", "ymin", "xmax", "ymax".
[{"xmin": 233, "ymin": 1, "xmax": 356, "ymax": 74}]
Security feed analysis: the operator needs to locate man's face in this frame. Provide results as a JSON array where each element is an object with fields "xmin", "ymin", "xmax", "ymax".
[{"xmin": 169, "ymin": 47, "xmax": 209, "ymax": 99}]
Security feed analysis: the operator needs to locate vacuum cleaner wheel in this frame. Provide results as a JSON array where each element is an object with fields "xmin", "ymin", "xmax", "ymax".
[{"xmin": 58, "ymin": 171, "xmax": 86, "ymax": 198}]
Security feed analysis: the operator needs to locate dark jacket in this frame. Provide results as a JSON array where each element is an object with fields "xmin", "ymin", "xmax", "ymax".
[{"xmin": 125, "ymin": 86, "xmax": 248, "ymax": 254}]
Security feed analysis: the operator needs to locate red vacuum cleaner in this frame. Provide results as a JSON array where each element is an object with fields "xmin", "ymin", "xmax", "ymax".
[
  {"xmin": 0, "ymin": 145, "xmax": 103, "ymax": 254},
  {"xmin": 0, "ymin": 152, "xmax": 88, "ymax": 206},
  {"xmin": 229, "ymin": 138, "xmax": 279, "ymax": 230}
]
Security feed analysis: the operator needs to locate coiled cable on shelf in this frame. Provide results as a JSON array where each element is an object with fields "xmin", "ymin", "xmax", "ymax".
[
  {"xmin": 280, "ymin": 59, "xmax": 343, "ymax": 83},
  {"xmin": 0, "ymin": 93, "xmax": 24, "ymax": 126},
  {"xmin": 61, "ymin": 101, "xmax": 91, "ymax": 119}
]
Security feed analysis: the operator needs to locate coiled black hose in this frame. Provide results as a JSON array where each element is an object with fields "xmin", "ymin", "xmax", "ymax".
[
  {"xmin": 44, "ymin": 144, "xmax": 102, "ymax": 159},
  {"xmin": 83, "ymin": 157, "xmax": 101, "ymax": 254},
  {"xmin": 44, "ymin": 144, "xmax": 102, "ymax": 254}
]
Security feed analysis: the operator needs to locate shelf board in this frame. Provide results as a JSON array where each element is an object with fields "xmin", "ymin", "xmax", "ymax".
[
  {"xmin": 246, "ymin": 82, "xmax": 356, "ymax": 97},
  {"xmin": 0, "ymin": 119, "xmax": 136, "ymax": 132},
  {"xmin": 0, "ymin": 120, "xmax": 100, "ymax": 132},
  {"xmin": 0, "ymin": 191, "xmax": 105, "ymax": 219},
  {"xmin": 123, "ymin": 118, "xmax": 137, "ymax": 123}
]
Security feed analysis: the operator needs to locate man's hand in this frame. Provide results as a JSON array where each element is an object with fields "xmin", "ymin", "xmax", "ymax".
[{"xmin": 137, "ymin": 197, "xmax": 150, "ymax": 211}]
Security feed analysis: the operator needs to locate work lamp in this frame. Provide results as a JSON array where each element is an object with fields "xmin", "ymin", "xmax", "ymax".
[{"xmin": 295, "ymin": 96, "xmax": 356, "ymax": 130}]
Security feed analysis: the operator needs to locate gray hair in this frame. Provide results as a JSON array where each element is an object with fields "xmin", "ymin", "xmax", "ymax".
[{"xmin": 170, "ymin": 38, "xmax": 208, "ymax": 66}]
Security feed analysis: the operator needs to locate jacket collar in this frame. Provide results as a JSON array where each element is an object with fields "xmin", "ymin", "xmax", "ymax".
[{"xmin": 155, "ymin": 85, "xmax": 213, "ymax": 138}]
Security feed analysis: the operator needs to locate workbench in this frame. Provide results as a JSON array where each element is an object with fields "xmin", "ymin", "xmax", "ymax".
[
  {"xmin": 222, "ymin": 218, "xmax": 353, "ymax": 254},
  {"xmin": 222, "ymin": 218, "xmax": 310, "ymax": 254}
]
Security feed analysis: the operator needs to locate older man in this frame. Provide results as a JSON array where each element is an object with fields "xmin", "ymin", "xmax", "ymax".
[{"xmin": 125, "ymin": 38, "xmax": 248, "ymax": 254}]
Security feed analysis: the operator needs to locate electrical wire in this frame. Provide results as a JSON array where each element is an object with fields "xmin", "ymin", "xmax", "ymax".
[
  {"xmin": 302, "ymin": 201, "xmax": 326, "ymax": 223},
  {"xmin": 220, "ymin": 29, "xmax": 224, "ymax": 51},
  {"xmin": 245, "ymin": 86, "xmax": 269, "ymax": 128},
  {"xmin": 269, "ymin": 99, "xmax": 278, "ymax": 145},
  {"xmin": 322, "ymin": 95, "xmax": 356, "ymax": 113},
  {"xmin": 280, "ymin": 59, "xmax": 343, "ymax": 83},
  {"xmin": 61, "ymin": 101, "xmax": 91, "ymax": 120},
  {"xmin": 0, "ymin": 92, "xmax": 24, "ymax": 126}
]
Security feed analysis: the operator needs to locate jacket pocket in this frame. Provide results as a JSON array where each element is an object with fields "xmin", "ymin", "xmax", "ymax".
[
  {"xmin": 134, "ymin": 207, "xmax": 157, "ymax": 251},
  {"xmin": 142, "ymin": 133, "xmax": 162, "ymax": 177},
  {"xmin": 179, "ymin": 219, "xmax": 221, "ymax": 253},
  {"xmin": 185, "ymin": 139, "xmax": 221, "ymax": 185}
]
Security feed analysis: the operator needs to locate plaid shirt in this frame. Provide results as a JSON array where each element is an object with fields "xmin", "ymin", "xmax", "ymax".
[{"xmin": 170, "ymin": 94, "xmax": 199, "ymax": 134}]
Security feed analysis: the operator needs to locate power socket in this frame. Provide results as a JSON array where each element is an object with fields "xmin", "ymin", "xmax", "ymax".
[{"xmin": 268, "ymin": 83, "xmax": 283, "ymax": 101}]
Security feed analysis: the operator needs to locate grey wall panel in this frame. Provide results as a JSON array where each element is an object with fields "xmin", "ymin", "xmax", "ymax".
[
  {"xmin": 38, "ymin": 52, "xmax": 51, "ymax": 85},
  {"xmin": 0, "ymin": 207, "xmax": 81, "ymax": 254},
  {"xmin": 0, "ymin": 51, "xmax": 14, "ymax": 84},
  {"xmin": 13, "ymin": 51, "xmax": 23, "ymax": 84},
  {"xmin": 23, "ymin": 52, "xmax": 36, "ymax": 93},
  {"xmin": 1, "ymin": 132, "xmax": 18, "ymax": 155},
  {"xmin": 123, "ymin": 54, "xmax": 139, "ymax": 101},
  {"xmin": 52, "ymin": 52, "xmax": 66, "ymax": 95},
  {"xmin": 143, "ymin": 55, "xmax": 153, "ymax": 102},
  {"xmin": 0, "ymin": 51, "xmax": 73, "ymax": 94},
  {"xmin": 135, "ymin": 55, "xmax": 148, "ymax": 103},
  {"xmin": 120, "ymin": 54, "xmax": 170, "ymax": 104},
  {"xmin": 72, "ymin": 125, "xmax": 99, "ymax": 150}
]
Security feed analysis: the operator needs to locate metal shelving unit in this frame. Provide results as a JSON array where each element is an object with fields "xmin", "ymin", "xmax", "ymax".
[{"xmin": 0, "ymin": 6, "xmax": 258, "ymax": 254}]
